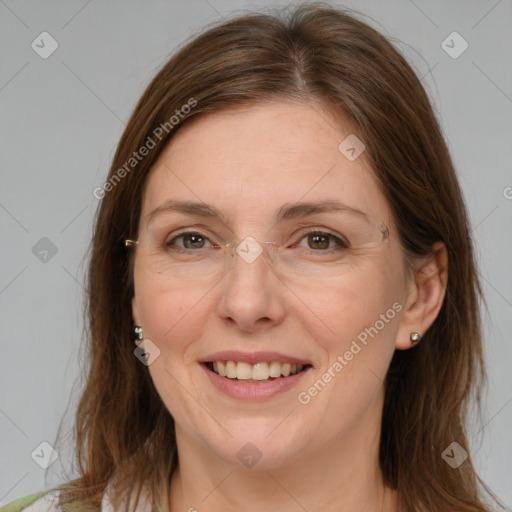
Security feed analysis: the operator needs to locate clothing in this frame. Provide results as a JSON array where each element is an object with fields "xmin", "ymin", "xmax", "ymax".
[
  {"xmin": 0, "ymin": 484, "xmax": 152, "ymax": 512},
  {"xmin": 0, "ymin": 491, "xmax": 61, "ymax": 512}
]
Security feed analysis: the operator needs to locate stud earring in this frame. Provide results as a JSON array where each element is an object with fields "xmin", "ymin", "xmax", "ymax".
[
  {"xmin": 410, "ymin": 332, "xmax": 421, "ymax": 345},
  {"xmin": 133, "ymin": 326, "xmax": 144, "ymax": 343}
]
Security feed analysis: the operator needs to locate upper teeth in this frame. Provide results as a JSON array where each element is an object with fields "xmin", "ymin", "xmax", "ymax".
[{"xmin": 211, "ymin": 361, "xmax": 305, "ymax": 380}]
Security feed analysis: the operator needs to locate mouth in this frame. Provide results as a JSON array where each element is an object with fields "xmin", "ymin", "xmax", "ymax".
[{"xmin": 203, "ymin": 360, "xmax": 311, "ymax": 382}]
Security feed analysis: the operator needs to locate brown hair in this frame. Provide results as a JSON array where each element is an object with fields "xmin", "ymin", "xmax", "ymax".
[{"xmin": 50, "ymin": 3, "xmax": 505, "ymax": 511}]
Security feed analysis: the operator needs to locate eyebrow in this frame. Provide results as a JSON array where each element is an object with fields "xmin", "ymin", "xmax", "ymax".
[{"xmin": 145, "ymin": 199, "xmax": 369, "ymax": 227}]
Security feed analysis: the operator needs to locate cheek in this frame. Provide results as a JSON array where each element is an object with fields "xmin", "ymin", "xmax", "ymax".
[
  {"xmin": 133, "ymin": 271, "xmax": 213, "ymax": 427},
  {"xmin": 297, "ymin": 256, "xmax": 403, "ymax": 344},
  {"xmin": 299, "ymin": 256, "xmax": 403, "ymax": 395},
  {"xmin": 133, "ymin": 267, "xmax": 209, "ymax": 360}
]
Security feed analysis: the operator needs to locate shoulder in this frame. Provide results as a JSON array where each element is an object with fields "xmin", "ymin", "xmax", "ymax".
[
  {"xmin": 1, "ymin": 483, "xmax": 152, "ymax": 512},
  {"xmin": 0, "ymin": 490, "xmax": 61, "ymax": 512}
]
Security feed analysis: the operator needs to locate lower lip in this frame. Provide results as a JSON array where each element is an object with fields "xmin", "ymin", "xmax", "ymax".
[{"xmin": 201, "ymin": 363, "xmax": 311, "ymax": 400}]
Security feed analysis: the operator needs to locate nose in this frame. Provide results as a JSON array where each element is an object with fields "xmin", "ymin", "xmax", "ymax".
[{"xmin": 216, "ymin": 244, "xmax": 286, "ymax": 333}]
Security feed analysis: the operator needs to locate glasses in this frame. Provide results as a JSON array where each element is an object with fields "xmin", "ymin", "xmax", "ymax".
[{"xmin": 125, "ymin": 212, "xmax": 390, "ymax": 283}]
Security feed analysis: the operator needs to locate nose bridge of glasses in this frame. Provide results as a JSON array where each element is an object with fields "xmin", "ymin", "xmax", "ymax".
[{"xmin": 227, "ymin": 236, "xmax": 277, "ymax": 266}]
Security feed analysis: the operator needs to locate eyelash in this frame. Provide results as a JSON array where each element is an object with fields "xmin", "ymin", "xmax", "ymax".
[{"xmin": 163, "ymin": 229, "xmax": 349, "ymax": 252}]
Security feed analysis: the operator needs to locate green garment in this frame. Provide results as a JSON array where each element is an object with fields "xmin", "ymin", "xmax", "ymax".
[{"xmin": 0, "ymin": 492, "xmax": 48, "ymax": 512}]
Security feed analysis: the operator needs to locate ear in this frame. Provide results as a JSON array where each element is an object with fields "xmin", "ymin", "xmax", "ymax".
[{"xmin": 395, "ymin": 241, "xmax": 448, "ymax": 350}]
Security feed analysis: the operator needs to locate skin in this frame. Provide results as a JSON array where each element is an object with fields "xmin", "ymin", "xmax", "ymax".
[{"xmin": 131, "ymin": 99, "xmax": 448, "ymax": 511}]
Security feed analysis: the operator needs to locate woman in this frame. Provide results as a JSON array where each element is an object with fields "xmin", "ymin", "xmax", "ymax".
[{"xmin": 3, "ymin": 3, "xmax": 506, "ymax": 511}]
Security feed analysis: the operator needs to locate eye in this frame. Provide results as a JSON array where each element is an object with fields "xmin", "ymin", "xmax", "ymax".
[
  {"xmin": 295, "ymin": 231, "xmax": 349, "ymax": 251},
  {"xmin": 165, "ymin": 231, "xmax": 213, "ymax": 250}
]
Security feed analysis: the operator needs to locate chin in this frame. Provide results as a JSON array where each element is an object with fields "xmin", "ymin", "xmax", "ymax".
[{"xmin": 193, "ymin": 417, "xmax": 312, "ymax": 470}]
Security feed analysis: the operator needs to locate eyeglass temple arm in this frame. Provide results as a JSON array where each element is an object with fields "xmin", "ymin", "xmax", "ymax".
[{"xmin": 124, "ymin": 239, "xmax": 274, "ymax": 249}]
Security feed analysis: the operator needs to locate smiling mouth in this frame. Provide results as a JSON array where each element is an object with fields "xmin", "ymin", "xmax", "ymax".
[{"xmin": 205, "ymin": 361, "xmax": 311, "ymax": 382}]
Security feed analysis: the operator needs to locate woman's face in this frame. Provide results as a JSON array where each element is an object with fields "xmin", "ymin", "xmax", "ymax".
[{"xmin": 132, "ymin": 99, "xmax": 411, "ymax": 469}]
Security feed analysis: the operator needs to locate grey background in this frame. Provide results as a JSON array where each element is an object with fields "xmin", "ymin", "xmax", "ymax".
[{"xmin": 1, "ymin": 0, "xmax": 511, "ymax": 507}]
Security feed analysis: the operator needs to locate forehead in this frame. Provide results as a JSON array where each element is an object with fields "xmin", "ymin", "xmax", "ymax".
[{"xmin": 141, "ymin": 100, "xmax": 392, "ymax": 226}]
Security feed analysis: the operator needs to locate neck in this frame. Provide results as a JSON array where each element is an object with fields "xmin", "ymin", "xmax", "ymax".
[{"xmin": 168, "ymin": 389, "xmax": 398, "ymax": 512}]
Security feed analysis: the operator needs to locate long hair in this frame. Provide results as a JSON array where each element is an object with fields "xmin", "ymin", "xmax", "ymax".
[{"xmin": 51, "ymin": 3, "xmax": 505, "ymax": 511}]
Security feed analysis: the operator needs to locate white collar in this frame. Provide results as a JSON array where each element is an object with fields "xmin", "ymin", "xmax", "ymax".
[{"xmin": 101, "ymin": 482, "xmax": 152, "ymax": 512}]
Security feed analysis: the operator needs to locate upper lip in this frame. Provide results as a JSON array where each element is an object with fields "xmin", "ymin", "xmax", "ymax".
[{"xmin": 200, "ymin": 350, "xmax": 313, "ymax": 366}]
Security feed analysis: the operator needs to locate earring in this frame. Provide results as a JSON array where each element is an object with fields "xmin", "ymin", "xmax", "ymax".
[
  {"xmin": 133, "ymin": 326, "xmax": 144, "ymax": 343},
  {"xmin": 410, "ymin": 332, "xmax": 421, "ymax": 345}
]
